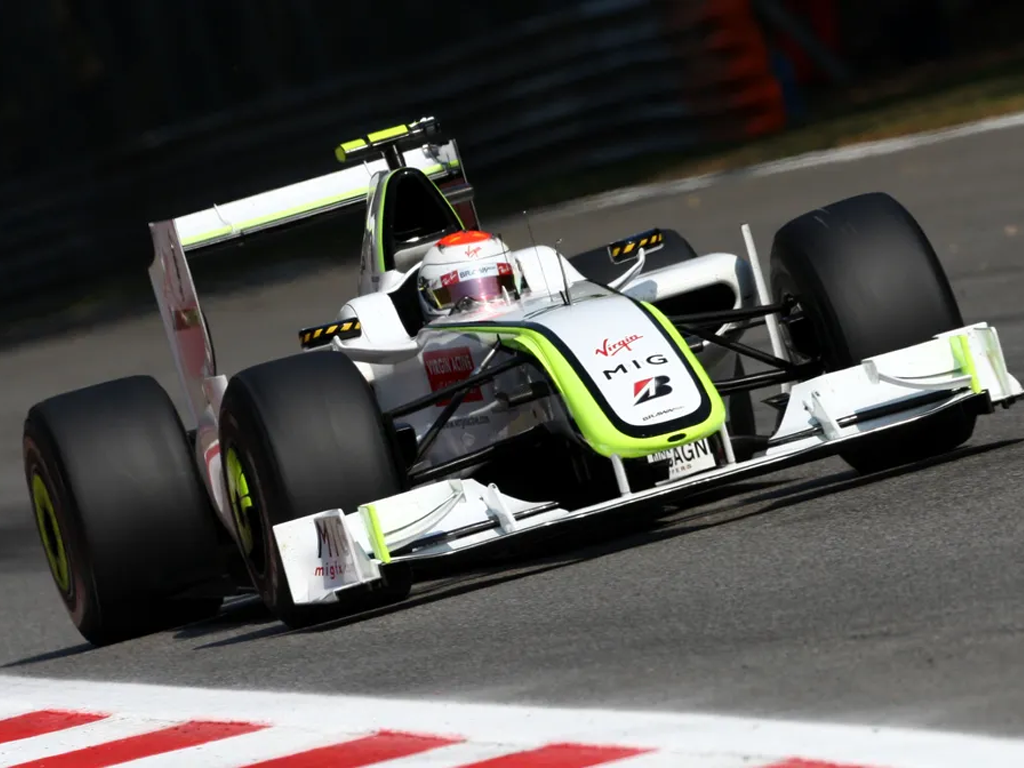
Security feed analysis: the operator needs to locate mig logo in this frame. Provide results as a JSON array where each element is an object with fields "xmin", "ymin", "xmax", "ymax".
[{"xmin": 633, "ymin": 375, "xmax": 672, "ymax": 405}]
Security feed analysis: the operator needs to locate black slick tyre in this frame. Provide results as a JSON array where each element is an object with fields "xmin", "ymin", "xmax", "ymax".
[
  {"xmin": 22, "ymin": 376, "xmax": 225, "ymax": 646},
  {"xmin": 218, "ymin": 351, "xmax": 410, "ymax": 629},
  {"xmin": 769, "ymin": 192, "xmax": 976, "ymax": 474}
]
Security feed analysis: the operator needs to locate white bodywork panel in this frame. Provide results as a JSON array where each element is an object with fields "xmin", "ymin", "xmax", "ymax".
[
  {"xmin": 767, "ymin": 322, "xmax": 1019, "ymax": 454},
  {"xmin": 333, "ymin": 267, "xmax": 725, "ymax": 468},
  {"xmin": 275, "ymin": 322, "xmax": 1023, "ymax": 605},
  {"xmin": 146, "ymin": 152, "xmax": 1021, "ymax": 571},
  {"xmin": 148, "ymin": 220, "xmax": 233, "ymax": 533},
  {"xmin": 622, "ymin": 252, "xmax": 756, "ymax": 372},
  {"xmin": 331, "ymin": 243, "xmax": 750, "ymax": 468},
  {"xmin": 132, "ymin": 121, "xmax": 1022, "ymax": 614},
  {"xmin": 151, "ymin": 143, "xmax": 760, "ymax": 535},
  {"xmin": 422, "ymin": 281, "xmax": 711, "ymax": 429}
]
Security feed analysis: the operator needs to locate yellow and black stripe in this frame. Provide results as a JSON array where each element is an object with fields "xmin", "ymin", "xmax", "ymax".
[
  {"xmin": 299, "ymin": 319, "xmax": 361, "ymax": 349},
  {"xmin": 607, "ymin": 228, "xmax": 664, "ymax": 264}
]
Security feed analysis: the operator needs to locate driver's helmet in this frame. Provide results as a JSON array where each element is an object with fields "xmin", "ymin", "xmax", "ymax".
[{"xmin": 417, "ymin": 230, "xmax": 524, "ymax": 319}]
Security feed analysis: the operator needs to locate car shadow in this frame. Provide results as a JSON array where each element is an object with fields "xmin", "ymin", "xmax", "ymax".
[
  {"xmin": 734, "ymin": 437, "xmax": 1024, "ymax": 516},
  {"xmin": 288, "ymin": 437, "xmax": 1024, "ymax": 637},
  {"xmin": 2, "ymin": 643, "xmax": 94, "ymax": 669},
  {"xmin": 171, "ymin": 477, "xmax": 793, "ymax": 649},
  {"xmin": 8, "ymin": 437, "xmax": 1018, "ymax": 661},
  {"xmin": 189, "ymin": 559, "xmax": 600, "ymax": 649}
]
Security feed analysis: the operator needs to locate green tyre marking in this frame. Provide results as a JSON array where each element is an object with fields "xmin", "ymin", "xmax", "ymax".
[
  {"xmin": 31, "ymin": 473, "xmax": 70, "ymax": 595},
  {"xmin": 225, "ymin": 447, "xmax": 255, "ymax": 557}
]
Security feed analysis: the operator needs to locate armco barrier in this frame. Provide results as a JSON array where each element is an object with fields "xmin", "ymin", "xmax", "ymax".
[{"xmin": 0, "ymin": 0, "xmax": 789, "ymax": 317}]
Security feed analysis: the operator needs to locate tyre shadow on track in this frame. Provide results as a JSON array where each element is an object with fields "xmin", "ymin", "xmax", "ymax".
[
  {"xmin": 177, "ymin": 477, "xmax": 820, "ymax": 649},
  {"xmin": 223, "ymin": 438, "xmax": 1022, "ymax": 646},
  {"xmin": 731, "ymin": 438, "xmax": 1024, "ymax": 518},
  {"xmin": 182, "ymin": 559, "xmax": 603, "ymax": 649},
  {"xmin": 8, "ymin": 439, "xmax": 1018, "ymax": 661},
  {"xmin": 2, "ymin": 643, "xmax": 94, "ymax": 668},
  {"xmin": 170, "ymin": 478, "xmax": 796, "ymax": 649}
]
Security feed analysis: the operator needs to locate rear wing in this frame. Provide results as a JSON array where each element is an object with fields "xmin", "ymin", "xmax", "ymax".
[
  {"xmin": 171, "ymin": 116, "xmax": 477, "ymax": 253},
  {"xmin": 147, "ymin": 116, "xmax": 477, "ymax": 429}
]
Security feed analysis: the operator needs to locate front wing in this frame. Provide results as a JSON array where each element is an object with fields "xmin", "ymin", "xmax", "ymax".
[{"xmin": 274, "ymin": 322, "xmax": 1021, "ymax": 605}]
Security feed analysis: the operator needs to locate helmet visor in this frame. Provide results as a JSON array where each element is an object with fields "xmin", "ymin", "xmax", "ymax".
[{"xmin": 424, "ymin": 264, "xmax": 519, "ymax": 312}]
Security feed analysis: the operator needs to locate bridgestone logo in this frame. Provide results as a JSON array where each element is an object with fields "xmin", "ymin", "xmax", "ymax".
[{"xmin": 633, "ymin": 375, "xmax": 672, "ymax": 405}]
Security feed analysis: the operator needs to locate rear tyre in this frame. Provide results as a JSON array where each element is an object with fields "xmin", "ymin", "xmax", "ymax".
[
  {"xmin": 22, "ymin": 376, "xmax": 225, "ymax": 646},
  {"xmin": 769, "ymin": 192, "xmax": 976, "ymax": 474},
  {"xmin": 218, "ymin": 352, "xmax": 411, "ymax": 629}
]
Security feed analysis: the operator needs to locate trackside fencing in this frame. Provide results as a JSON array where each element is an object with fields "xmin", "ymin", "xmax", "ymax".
[{"xmin": 0, "ymin": 0, "xmax": 787, "ymax": 316}]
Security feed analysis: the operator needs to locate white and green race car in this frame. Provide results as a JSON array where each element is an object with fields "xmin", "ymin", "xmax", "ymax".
[{"xmin": 22, "ymin": 117, "xmax": 1023, "ymax": 643}]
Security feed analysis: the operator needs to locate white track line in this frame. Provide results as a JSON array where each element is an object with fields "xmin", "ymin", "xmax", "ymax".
[
  {"xmin": 111, "ymin": 729, "xmax": 514, "ymax": 768},
  {"xmin": 536, "ymin": 109, "xmax": 1024, "ymax": 218},
  {"xmin": 0, "ymin": 715, "xmax": 178, "ymax": 767},
  {"xmin": 111, "ymin": 728, "xmax": 334, "ymax": 768},
  {"xmin": 4, "ymin": 673, "xmax": 1024, "ymax": 767}
]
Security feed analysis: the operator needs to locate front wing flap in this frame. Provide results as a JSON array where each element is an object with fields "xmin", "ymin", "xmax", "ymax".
[{"xmin": 274, "ymin": 322, "xmax": 1022, "ymax": 606}]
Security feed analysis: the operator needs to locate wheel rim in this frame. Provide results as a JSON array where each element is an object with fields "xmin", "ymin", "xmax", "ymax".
[
  {"xmin": 779, "ymin": 295, "xmax": 814, "ymax": 360},
  {"xmin": 225, "ymin": 446, "xmax": 267, "ymax": 578},
  {"xmin": 771, "ymin": 268, "xmax": 820, "ymax": 365},
  {"xmin": 31, "ymin": 473, "xmax": 72, "ymax": 597}
]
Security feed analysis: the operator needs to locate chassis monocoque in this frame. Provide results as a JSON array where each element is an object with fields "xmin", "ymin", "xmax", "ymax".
[{"xmin": 22, "ymin": 117, "xmax": 1023, "ymax": 643}]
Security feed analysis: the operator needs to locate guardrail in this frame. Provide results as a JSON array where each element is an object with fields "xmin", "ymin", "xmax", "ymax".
[{"xmin": 0, "ymin": 0, "xmax": 786, "ymax": 318}]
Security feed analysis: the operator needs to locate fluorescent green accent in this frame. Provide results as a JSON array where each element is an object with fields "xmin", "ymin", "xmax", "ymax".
[
  {"xmin": 951, "ymin": 334, "xmax": 983, "ymax": 393},
  {"xmin": 336, "ymin": 138, "xmax": 367, "ymax": 162},
  {"xmin": 180, "ymin": 161, "xmax": 460, "ymax": 248},
  {"xmin": 182, "ymin": 225, "xmax": 234, "ymax": 246},
  {"xmin": 439, "ymin": 312, "xmax": 726, "ymax": 459},
  {"xmin": 640, "ymin": 300, "xmax": 728, "ymax": 426},
  {"xmin": 225, "ymin": 447, "xmax": 255, "ymax": 556},
  {"xmin": 360, "ymin": 503, "xmax": 391, "ymax": 563},
  {"xmin": 368, "ymin": 124, "xmax": 409, "ymax": 143},
  {"xmin": 337, "ymin": 124, "xmax": 409, "ymax": 163},
  {"xmin": 32, "ymin": 473, "xmax": 70, "ymax": 594},
  {"xmin": 374, "ymin": 172, "xmax": 389, "ymax": 272}
]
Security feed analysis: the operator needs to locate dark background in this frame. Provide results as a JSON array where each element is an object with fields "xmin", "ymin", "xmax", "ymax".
[{"xmin": 1, "ymin": 0, "xmax": 1022, "ymax": 332}]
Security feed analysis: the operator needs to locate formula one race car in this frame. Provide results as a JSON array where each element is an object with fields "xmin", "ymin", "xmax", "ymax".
[{"xmin": 23, "ymin": 117, "xmax": 1023, "ymax": 644}]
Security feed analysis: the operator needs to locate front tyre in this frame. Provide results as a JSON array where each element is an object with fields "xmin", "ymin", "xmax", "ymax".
[
  {"xmin": 769, "ymin": 192, "xmax": 976, "ymax": 474},
  {"xmin": 218, "ymin": 351, "xmax": 410, "ymax": 629}
]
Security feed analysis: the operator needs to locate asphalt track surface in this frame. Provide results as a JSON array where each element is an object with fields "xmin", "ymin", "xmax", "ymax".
[{"xmin": 3, "ymin": 122, "xmax": 1024, "ymax": 738}]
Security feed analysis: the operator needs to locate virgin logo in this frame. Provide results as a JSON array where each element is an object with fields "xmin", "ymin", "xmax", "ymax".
[{"xmin": 595, "ymin": 334, "xmax": 643, "ymax": 357}]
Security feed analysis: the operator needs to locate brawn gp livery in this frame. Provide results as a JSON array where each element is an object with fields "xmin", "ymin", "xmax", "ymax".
[{"xmin": 22, "ymin": 116, "xmax": 1024, "ymax": 643}]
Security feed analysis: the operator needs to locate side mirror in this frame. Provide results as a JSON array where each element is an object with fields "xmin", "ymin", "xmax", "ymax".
[
  {"xmin": 332, "ymin": 337, "xmax": 421, "ymax": 364},
  {"xmin": 608, "ymin": 248, "xmax": 647, "ymax": 291}
]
